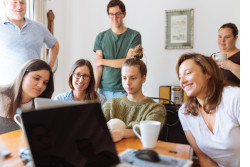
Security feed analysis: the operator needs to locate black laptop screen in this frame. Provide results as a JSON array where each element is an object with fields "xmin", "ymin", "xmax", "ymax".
[{"xmin": 21, "ymin": 102, "xmax": 120, "ymax": 167}]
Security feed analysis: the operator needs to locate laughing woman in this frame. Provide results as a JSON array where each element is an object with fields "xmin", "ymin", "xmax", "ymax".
[
  {"xmin": 176, "ymin": 53, "xmax": 240, "ymax": 167},
  {"xmin": 0, "ymin": 59, "xmax": 54, "ymax": 134}
]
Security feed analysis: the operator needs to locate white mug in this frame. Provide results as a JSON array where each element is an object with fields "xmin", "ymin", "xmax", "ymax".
[
  {"xmin": 211, "ymin": 52, "xmax": 227, "ymax": 60},
  {"xmin": 132, "ymin": 121, "xmax": 161, "ymax": 148},
  {"xmin": 14, "ymin": 109, "xmax": 23, "ymax": 130}
]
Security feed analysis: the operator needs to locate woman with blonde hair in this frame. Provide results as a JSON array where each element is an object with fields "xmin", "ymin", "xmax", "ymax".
[
  {"xmin": 0, "ymin": 59, "xmax": 54, "ymax": 134},
  {"xmin": 102, "ymin": 45, "xmax": 166, "ymax": 142},
  {"xmin": 176, "ymin": 53, "xmax": 240, "ymax": 167}
]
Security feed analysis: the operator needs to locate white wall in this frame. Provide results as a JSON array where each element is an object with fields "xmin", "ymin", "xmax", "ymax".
[{"xmin": 47, "ymin": 0, "xmax": 240, "ymax": 98}]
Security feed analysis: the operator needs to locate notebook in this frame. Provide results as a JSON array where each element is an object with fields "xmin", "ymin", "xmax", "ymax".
[{"xmin": 20, "ymin": 101, "xmax": 120, "ymax": 167}]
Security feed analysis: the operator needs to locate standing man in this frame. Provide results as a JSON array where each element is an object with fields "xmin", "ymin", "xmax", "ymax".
[
  {"xmin": 93, "ymin": 0, "xmax": 141, "ymax": 100},
  {"xmin": 0, "ymin": 0, "xmax": 59, "ymax": 85}
]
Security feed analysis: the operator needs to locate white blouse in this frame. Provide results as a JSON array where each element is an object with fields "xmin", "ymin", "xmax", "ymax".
[{"xmin": 178, "ymin": 86, "xmax": 240, "ymax": 167}]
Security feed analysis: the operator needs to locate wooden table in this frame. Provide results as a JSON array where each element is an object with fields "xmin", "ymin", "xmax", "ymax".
[
  {"xmin": 115, "ymin": 138, "xmax": 193, "ymax": 160},
  {"xmin": 1, "ymin": 130, "xmax": 193, "ymax": 166}
]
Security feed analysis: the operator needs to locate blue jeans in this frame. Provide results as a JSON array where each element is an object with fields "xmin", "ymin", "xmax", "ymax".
[{"xmin": 98, "ymin": 89, "xmax": 127, "ymax": 101}]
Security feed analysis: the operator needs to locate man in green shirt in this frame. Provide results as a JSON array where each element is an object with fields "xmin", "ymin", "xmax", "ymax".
[{"xmin": 93, "ymin": 0, "xmax": 141, "ymax": 100}]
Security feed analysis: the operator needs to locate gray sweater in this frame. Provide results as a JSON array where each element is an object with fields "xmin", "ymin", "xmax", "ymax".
[{"xmin": 0, "ymin": 93, "xmax": 20, "ymax": 134}]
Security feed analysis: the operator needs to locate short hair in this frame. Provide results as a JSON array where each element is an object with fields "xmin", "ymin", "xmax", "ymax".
[
  {"xmin": 122, "ymin": 45, "xmax": 147, "ymax": 77},
  {"xmin": 68, "ymin": 59, "xmax": 98, "ymax": 101},
  {"xmin": 0, "ymin": 59, "xmax": 54, "ymax": 120},
  {"xmin": 107, "ymin": 0, "xmax": 126, "ymax": 14},
  {"xmin": 219, "ymin": 23, "xmax": 239, "ymax": 38},
  {"xmin": 176, "ymin": 53, "xmax": 234, "ymax": 116}
]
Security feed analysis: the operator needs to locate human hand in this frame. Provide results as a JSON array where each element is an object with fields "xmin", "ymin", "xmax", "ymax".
[
  {"xmin": 215, "ymin": 59, "xmax": 233, "ymax": 70},
  {"xmin": 110, "ymin": 129, "xmax": 124, "ymax": 142},
  {"xmin": 94, "ymin": 55, "xmax": 103, "ymax": 66}
]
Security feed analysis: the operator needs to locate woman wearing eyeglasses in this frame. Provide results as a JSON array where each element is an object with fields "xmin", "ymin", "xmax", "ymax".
[{"xmin": 54, "ymin": 59, "xmax": 106, "ymax": 105}]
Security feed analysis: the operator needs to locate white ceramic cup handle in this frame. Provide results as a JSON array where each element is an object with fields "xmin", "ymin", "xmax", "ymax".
[
  {"xmin": 14, "ymin": 114, "xmax": 22, "ymax": 128},
  {"xmin": 211, "ymin": 53, "xmax": 215, "ymax": 59},
  {"xmin": 132, "ymin": 124, "xmax": 141, "ymax": 140}
]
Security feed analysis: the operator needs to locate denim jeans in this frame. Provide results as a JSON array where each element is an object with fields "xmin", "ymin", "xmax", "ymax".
[{"xmin": 98, "ymin": 89, "xmax": 127, "ymax": 101}]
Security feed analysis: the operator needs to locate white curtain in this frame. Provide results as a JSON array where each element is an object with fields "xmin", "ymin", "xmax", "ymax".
[{"xmin": 26, "ymin": 0, "xmax": 48, "ymax": 61}]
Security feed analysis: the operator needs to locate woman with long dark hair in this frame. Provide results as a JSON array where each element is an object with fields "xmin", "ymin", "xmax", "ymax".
[
  {"xmin": 0, "ymin": 59, "xmax": 54, "ymax": 134},
  {"xmin": 54, "ymin": 59, "xmax": 105, "ymax": 105}
]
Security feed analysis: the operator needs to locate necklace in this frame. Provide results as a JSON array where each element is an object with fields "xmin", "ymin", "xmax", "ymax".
[{"xmin": 198, "ymin": 107, "xmax": 211, "ymax": 129}]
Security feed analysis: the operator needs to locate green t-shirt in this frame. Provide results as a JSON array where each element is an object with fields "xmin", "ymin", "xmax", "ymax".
[{"xmin": 93, "ymin": 28, "xmax": 141, "ymax": 92}]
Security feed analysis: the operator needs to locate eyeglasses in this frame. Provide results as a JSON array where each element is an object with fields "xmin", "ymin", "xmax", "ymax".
[
  {"xmin": 73, "ymin": 73, "xmax": 91, "ymax": 80},
  {"xmin": 108, "ymin": 12, "xmax": 124, "ymax": 18}
]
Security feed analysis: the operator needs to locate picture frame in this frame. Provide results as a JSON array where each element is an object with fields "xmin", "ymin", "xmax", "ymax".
[{"xmin": 165, "ymin": 8, "xmax": 194, "ymax": 49}]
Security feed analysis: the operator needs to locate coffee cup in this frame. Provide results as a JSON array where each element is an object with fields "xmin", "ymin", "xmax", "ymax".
[
  {"xmin": 211, "ymin": 52, "xmax": 227, "ymax": 60},
  {"xmin": 14, "ymin": 109, "xmax": 23, "ymax": 130},
  {"xmin": 132, "ymin": 121, "xmax": 161, "ymax": 148}
]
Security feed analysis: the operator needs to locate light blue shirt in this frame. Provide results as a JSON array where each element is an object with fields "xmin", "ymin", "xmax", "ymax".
[
  {"xmin": 54, "ymin": 90, "xmax": 106, "ymax": 106},
  {"xmin": 0, "ymin": 15, "xmax": 56, "ymax": 85}
]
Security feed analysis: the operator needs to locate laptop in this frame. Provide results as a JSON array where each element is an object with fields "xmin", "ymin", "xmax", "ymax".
[
  {"xmin": 34, "ymin": 97, "xmax": 87, "ymax": 110},
  {"xmin": 20, "ymin": 101, "xmax": 120, "ymax": 167}
]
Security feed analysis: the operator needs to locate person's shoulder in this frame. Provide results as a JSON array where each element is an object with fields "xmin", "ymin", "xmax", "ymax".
[
  {"xmin": 102, "ymin": 96, "xmax": 122, "ymax": 108},
  {"xmin": 95, "ymin": 29, "xmax": 111, "ymax": 41},
  {"xmin": 177, "ymin": 103, "xmax": 188, "ymax": 117},
  {"xmin": 0, "ymin": 15, "xmax": 9, "ymax": 24},
  {"xmin": 26, "ymin": 18, "xmax": 47, "ymax": 29},
  {"xmin": 127, "ymin": 28, "xmax": 141, "ymax": 35},
  {"xmin": 0, "ymin": 93, "xmax": 11, "ymax": 116},
  {"xmin": 221, "ymin": 86, "xmax": 240, "ymax": 102},
  {"xmin": 0, "ymin": 93, "xmax": 10, "ymax": 102},
  {"xmin": 54, "ymin": 90, "xmax": 73, "ymax": 101},
  {"xmin": 223, "ymin": 86, "xmax": 239, "ymax": 95}
]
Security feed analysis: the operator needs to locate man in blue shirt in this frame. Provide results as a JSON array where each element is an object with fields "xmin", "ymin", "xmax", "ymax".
[{"xmin": 0, "ymin": 0, "xmax": 59, "ymax": 85}]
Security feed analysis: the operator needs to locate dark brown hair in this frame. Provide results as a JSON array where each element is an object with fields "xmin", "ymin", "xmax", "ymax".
[
  {"xmin": 107, "ymin": 0, "xmax": 126, "ymax": 14},
  {"xmin": 0, "ymin": 59, "xmax": 54, "ymax": 120},
  {"xmin": 68, "ymin": 59, "xmax": 98, "ymax": 101},
  {"xmin": 176, "ymin": 53, "xmax": 234, "ymax": 116},
  {"xmin": 122, "ymin": 45, "xmax": 147, "ymax": 77},
  {"xmin": 219, "ymin": 23, "xmax": 239, "ymax": 38}
]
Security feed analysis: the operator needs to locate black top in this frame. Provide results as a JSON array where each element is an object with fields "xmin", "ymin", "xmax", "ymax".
[{"xmin": 220, "ymin": 51, "xmax": 240, "ymax": 85}]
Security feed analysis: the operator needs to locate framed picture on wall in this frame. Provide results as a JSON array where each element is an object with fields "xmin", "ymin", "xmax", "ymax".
[{"xmin": 165, "ymin": 8, "xmax": 194, "ymax": 49}]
